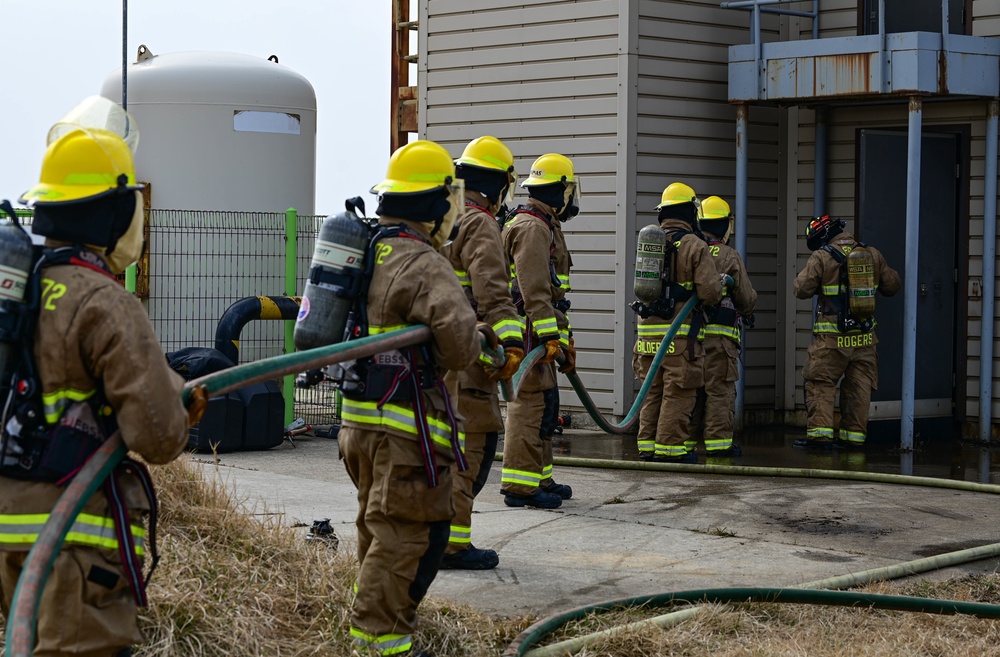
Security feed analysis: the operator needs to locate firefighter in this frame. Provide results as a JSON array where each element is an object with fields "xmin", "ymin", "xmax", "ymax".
[
  {"xmin": 1, "ymin": 97, "xmax": 195, "ymax": 656},
  {"xmin": 500, "ymin": 153, "xmax": 577, "ymax": 509},
  {"xmin": 632, "ymin": 182, "xmax": 723, "ymax": 462},
  {"xmin": 338, "ymin": 140, "xmax": 490, "ymax": 657},
  {"xmin": 439, "ymin": 136, "xmax": 523, "ymax": 570},
  {"xmin": 793, "ymin": 215, "xmax": 901, "ymax": 447},
  {"xmin": 690, "ymin": 196, "xmax": 757, "ymax": 457}
]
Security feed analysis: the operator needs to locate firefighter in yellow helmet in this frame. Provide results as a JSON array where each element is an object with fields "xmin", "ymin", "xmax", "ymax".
[
  {"xmin": 632, "ymin": 182, "xmax": 722, "ymax": 462},
  {"xmin": 690, "ymin": 196, "xmax": 757, "ymax": 457},
  {"xmin": 793, "ymin": 215, "xmax": 900, "ymax": 448},
  {"xmin": 438, "ymin": 136, "xmax": 523, "ymax": 570},
  {"xmin": 338, "ymin": 139, "xmax": 491, "ymax": 657},
  {"xmin": 0, "ymin": 97, "xmax": 195, "ymax": 656},
  {"xmin": 500, "ymin": 153, "xmax": 577, "ymax": 508}
]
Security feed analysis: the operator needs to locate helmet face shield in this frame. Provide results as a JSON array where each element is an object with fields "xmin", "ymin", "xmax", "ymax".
[
  {"xmin": 446, "ymin": 176, "xmax": 465, "ymax": 211},
  {"xmin": 47, "ymin": 96, "xmax": 139, "ymax": 155},
  {"xmin": 503, "ymin": 168, "xmax": 517, "ymax": 205}
]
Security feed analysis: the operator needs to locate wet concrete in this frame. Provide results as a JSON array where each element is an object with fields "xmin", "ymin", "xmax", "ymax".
[
  {"xmin": 196, "ymin": 425, "xmax": 1000, "ymax": 617},
  {"xmin": 549, "ymin": 423, "xmax": 1000, "ymax": 485}
]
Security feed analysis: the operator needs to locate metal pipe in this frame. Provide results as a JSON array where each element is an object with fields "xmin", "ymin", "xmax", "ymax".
[
  {"xmin": 813, "ymin": 106, "xmax": 828, "ymax": 217},
  {"xmin": 753, "ymin": 4, "xmax": 762, "ymax": 95},
  {"xmin": 735, "ymin": 105, "xmax": 750, "ymax": 431},
  {"xmin": 901, "ymin": 96, "xmax": 923, "ymax": 451},
  {"xmin": 980, "ymin": 100, "xmax": 999, "ymax": 442},
  {"xmin": 813, "ymin": 0, "xmax": 819, "ymax": 39},
  {"xmin": 121, "ymin": 0, "xmax": 127, "ymax": 110},
  {"xmin": 214, "ymin": 296, "xmax": 302, "ymax": 364}
]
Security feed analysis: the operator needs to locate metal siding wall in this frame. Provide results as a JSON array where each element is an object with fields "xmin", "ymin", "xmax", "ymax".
[
  {"xmin": 794, "ymin": 101, "xmax": 990, "ymax": 420},
  {"xmin": 973, "ymin": 0, "xmax": 1000, "ymax": 35},
  {"xmin": 420, "ymin": 0, "xmax": 625, "ymax": 412},
  {"xmin": 636, "ymin": 0, "xmax": 782, "ymax": 408}
]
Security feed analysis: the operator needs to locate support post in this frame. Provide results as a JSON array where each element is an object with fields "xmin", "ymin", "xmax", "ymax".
[
  {"xmin": 813, "ymin": 106, "xmax": 828, "ymax": 218},
  {"xmin": 900, "ymin": 97, "xmax": 923, "ymax": 451},
  {"xmin": 284, "ymin": 208, "xmax": 298, "ymax": 429},
  {"xmin": 980, "ymin": 100, "xmax": 999, "ymax": 442},
  {"xmin": 735, "ymin": 104, "xmax": 749, "ymax": 432}
]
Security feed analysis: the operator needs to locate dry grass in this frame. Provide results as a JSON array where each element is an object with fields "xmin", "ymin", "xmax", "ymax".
[{"xmin": 4, "ymin": 461, "xmax": 1000, "ymax": 656}]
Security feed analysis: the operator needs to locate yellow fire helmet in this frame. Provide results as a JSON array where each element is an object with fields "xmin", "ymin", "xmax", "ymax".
[
  {"xmin": 371, "ymin": 140, "xmax": 459, "ymax": 196},
  {"xmin": 19, "ymin": 128, "xmax": 141, "ymax": 206},
  {"xmin": 521, "ymin": 153, "xmax": 575, "ymax": 187},
  {"xmin": 700, "ymin": 195, "xmax": 734, "ymax": 242},
  {"xmin": 20, "ymin": 96, "xmax": 142, "ymax": 206},
  {"xmin": 655, "ymin": 182, "xmax": 698, "ymax": 210},
  {"xmin": 456, "ymin": 136, "xmax": 517, "ymax": 204}
]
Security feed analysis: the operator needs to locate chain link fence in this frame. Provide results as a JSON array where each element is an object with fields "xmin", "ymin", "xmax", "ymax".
[{"xmin": 13, "ymin": 208, "xmax": 340, "ymax": 426}]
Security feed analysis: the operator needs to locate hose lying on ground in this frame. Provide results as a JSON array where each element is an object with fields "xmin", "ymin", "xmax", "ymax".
[
  {"xmin": 5, "ymin": 325, "xmax": 506, "ymax": 657},
  {"xmin": 498, "ymin": 455, "xmax": 1000, "ymax": 656}
]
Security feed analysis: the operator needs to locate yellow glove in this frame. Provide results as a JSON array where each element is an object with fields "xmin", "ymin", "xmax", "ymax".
[
  {"xmin": 558, "ymin": 338, "xmax": 576, "ymax": 374},
  {"xmin": 538, "ymin": 340, "xmax": 561, "ymax": 364},
  {"xmin": 186, "ymin": 384, "xmax": 209, "ymax": 427},
  {"xmin": 490, "ymin": 346, "xmax": 524, "ymax": 382}
]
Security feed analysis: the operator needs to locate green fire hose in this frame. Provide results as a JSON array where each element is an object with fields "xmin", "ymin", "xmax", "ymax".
[
  {"xmin": 511, "ymin": 294, "xmax": 703, "ymax": 435},
  {"xmin": 5, "ymin": 324, "xmax": 505, "ymax": 657},
  {"xmin": 505, "ymin": 586, "xmax": 1000, "ymax": 657}
]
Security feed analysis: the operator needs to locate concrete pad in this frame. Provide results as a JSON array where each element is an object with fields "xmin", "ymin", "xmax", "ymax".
[{"xmin": 190, "ymin": 431, "xmax": 1000, "ymax": 617}]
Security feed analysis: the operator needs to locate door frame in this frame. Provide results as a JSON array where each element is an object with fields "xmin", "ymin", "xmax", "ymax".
[{"xmin": 852, "ymin": 124, "xmax": 971, "ymax": 421}]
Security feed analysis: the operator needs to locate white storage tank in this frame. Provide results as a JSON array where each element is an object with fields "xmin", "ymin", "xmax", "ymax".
[{"xmin": 100, "ymin": 46, "xmax": 316, "ymax": 213}]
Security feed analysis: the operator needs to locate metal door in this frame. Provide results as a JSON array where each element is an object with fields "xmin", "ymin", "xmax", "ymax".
[{"xmin": 857, "ymin": 129, "xmax": 958, "ymax": 418}]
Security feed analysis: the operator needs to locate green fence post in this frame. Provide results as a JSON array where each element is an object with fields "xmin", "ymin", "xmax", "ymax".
[
  {"xmin": 125, "ymin": 263, "xmax": 137, "ymax": 294},
  {"xmin": 284, "ymin": 208, "xmax": 297, "ymax": 429}
]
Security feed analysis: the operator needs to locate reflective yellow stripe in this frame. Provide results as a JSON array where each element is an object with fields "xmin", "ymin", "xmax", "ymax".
[
  {"xmin": 533, "ymin": 317, "xmax": 559, "ymax": 337},
  {"xmin": 557, "ymin": 274, "xmax": 570, "ymax": 290},
  {"xmin": 638, "ymin": 323, "xmax": 695, "ymax": 339},
  {"xmin": 822, "ymin": 285, "xmax": 841, "ymax": 295},
  {"xmin": 449, "ymin": 524, "xmax": 472, "ymax": 544},
  {"xmin": 807, "ymin": 427, "xmax": 834, "ymax": 439},
  {"xmin": 350, "ymin": 628, "xmax": 412, "ymax": 655},
  {"xmin": 41, "ymin": 387, "xmax": 97, "ymax": 424},
  {"xmin": 705, "ymin": 325, "xmax": 741, "ymax": 340},
  {"xmin": 341, "ymin": 399, "xmax": 464, "ymax": 452},
  {"xmin": 678, "ymin": 281, "xmax": 694, "ymax": 290},
  {"xmin": 454, "ymin": 270, "xmax": 471, "ymax": 287},
  {"xmin": 501, "ymin": 468, "xmax": 542, "ymax": 486},
  {"xmin": 492, "ymin": 318, "xmax": 522, "ymax": 342},
  {"xmin": 0, "ymin": 512, "xmax": 145, "ymax": 555},
  {"xmin": 841, "ymin": 430, "xmax": 866, "ymax": 444},
  {"xmin": 369, "ymin": 323, "xmax": 412, "ymax": 335}
]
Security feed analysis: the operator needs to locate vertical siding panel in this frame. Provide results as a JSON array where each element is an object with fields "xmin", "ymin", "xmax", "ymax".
[
  {"xmin": 636, "ymin": 0, "xmax": 781, "ymax": 409},
  {"xmin": 420, "ymin": 0, "xmax": 624, "ymax": 413}
]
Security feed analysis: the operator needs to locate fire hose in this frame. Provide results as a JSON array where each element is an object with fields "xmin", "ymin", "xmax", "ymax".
[{"xmin": 4, "ymin": 325, "xmax": 505, "ymax": 657}]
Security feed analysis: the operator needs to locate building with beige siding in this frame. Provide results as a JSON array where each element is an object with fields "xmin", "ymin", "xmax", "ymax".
[{"xmin": 415, "ymin": 0, "xmax": 1000, "ymax": 444}]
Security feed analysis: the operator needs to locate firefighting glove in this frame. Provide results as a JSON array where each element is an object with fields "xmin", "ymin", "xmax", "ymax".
[
  {"xmin": 538, "ymin": 339, "xmax": 562, "ymax": 364},
  {"xmin": 489, "ymin": 346, "xmax": 524, "ymax": 382},
  {"xmin": 558, "ymin": 338, "xmax": 577, "ymax": 374},
  {"xmin": 741, "ymin": 312, "xmax": 756, "ymax": 329},
  {"xmin": 186, "ymin": 384, "xmax": 209, "ymax": 427}
]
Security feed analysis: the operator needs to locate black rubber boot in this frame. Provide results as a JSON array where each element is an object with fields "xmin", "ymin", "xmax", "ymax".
[
  {"xmin": 503, "ymin": 489, "xmax": 562, "ymax": 509},
  {"xmin": 541, "ymin": 481, "xmax": 573, "ymax": 499},
  {"xmin": 440, "ymin": 545, "xmax": 499, "ymax": 570}
]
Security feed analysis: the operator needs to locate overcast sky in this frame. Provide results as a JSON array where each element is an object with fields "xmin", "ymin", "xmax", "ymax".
[{"xmin": 2, "ymin": 1, "xmax": 393, "ymax": 214}]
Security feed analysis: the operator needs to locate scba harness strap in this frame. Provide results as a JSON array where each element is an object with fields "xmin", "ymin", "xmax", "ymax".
[
  {"xmin": 336, "ymin": 223, "xmax": 467, "ymax": 486},
  {"xmin": 0, "ymin": 244, "xmax": 159, "ymax": 606}
]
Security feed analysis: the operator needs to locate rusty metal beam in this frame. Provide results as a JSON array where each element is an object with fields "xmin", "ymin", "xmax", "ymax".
[{"xmin": 390, "ymin": 0, "xmax": 417, "ymax": 154}]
